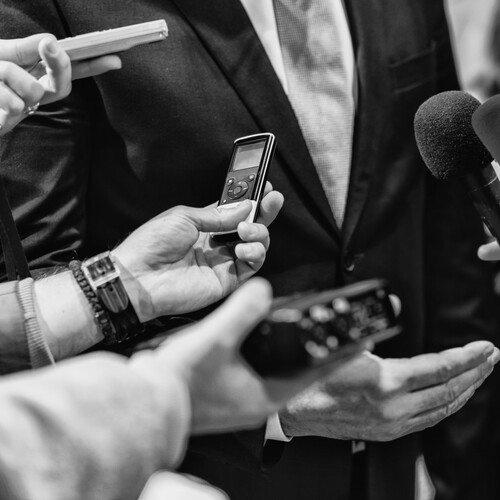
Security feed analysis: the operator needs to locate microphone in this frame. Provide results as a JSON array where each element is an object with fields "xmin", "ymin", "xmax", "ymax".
[
  {"xmin": 472, "ymin": 94, "xmax": 500, "ymax": 163},
  {"xmin": 414, "ymin": 90, "xmax": 500, "ymax": 240}
]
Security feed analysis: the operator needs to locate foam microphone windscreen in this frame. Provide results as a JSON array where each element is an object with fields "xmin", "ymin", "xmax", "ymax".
[
  {"xmin": 414, "ymin": 90, "xmax": 492, "ymax": 180},
  {"xmin": 472, "ymin": 94, "xmax": 500, "ymax": 161}
]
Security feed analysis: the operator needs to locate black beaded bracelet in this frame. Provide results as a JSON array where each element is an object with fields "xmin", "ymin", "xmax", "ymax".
[{"xmin": 68, "ymin": 260, "xmax": 117, "ymax": 344}]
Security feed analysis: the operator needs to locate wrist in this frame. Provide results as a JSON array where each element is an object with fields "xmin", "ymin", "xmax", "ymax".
[
  {"xmin": 110, "ymin": 250, "xmax": 155, "ymax": 322},
  {"xmin": 34, "ymin": 271, "xmax": 103, "ymax": 360}
]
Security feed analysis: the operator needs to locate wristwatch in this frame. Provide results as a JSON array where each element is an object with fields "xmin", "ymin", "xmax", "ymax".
[{"xmin": 82, "ymin": 251, "xmax": 143, "ymax": 342}]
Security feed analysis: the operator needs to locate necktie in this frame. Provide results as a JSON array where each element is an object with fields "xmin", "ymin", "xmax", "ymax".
[{"xmin": 273, "ymin": 0, "xmax": 355, "ymax": 226}]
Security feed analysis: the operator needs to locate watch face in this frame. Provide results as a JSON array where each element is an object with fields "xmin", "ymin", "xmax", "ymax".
[
  {"xmin": 84, "ymin": 252, "xmax": 119, "ymax": 286},
  {"xmin": 82, "ymin": 252, "xmax": 128, "ymax": 313}
]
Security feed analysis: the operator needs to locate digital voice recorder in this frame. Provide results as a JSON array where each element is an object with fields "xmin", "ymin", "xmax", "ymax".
[
  {"xmin": 241, "ymin": 279, "xmax": 401, "ymax": 377},
  {"xmin": 211, "ymin": 133, "xmax": 276, "ymax": 242}
]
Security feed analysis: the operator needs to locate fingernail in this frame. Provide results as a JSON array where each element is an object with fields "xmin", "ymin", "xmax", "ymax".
[
  {"xmin": 492, "ymin": 349, "xmax": 500, "ymax": 365},
  {"xmin": 44, "ymin": 39, "xmax": 59, "ymax": 56},
  {"xmin": 484, "ymin": 345, "xmax": 495, "ymax": 358}
]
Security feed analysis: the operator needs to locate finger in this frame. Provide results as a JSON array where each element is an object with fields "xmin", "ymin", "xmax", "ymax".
[
  {"xmin": 477, "ymin": 240, "xmax": 500, "ymax": 261},
  {"xmin": 234, "ymin": 241, "xmax": 266, "ymax": 267},
  {"xmin": 255, "ymin": 190, "xmax": 284, "ymax": 226},
  {"xmin": 201, "ymin": 278, "xmax": 273, "ymax": 349},
  {"xmin": 0, "ymin": 74, "xmax": 41, "ymax": 133},
  {"xmin": 38, "ymin": 38, "xmax": 72, "ymax": 103},
  {"xmin": 406, "ymin": 360, "xmax": 494, "ymax": 434},
  {"xmin": 0, "ymin": 61, "xmax": 44, "ymax": 106},
  {"xmin": 263, "ymin": 181, "xmax": 274, "ymax": 197},
  {"xmin": 71, "ymin": 55, "xmax": 122, "ymax": 80},
  {"xmin": 237, "ymin": 221, "xmax": 270, "ymax": 250},
  {"xmin": 401, "ymin": 350, "xmax": 497, "ymax": 414},
  {"xmin": 0, "ymin": 34, "xmax": 49, "ymax": 66},
  {"xmin": 404, "ymin": 384, "xmax": 476, "ymax": 436},
  {"xmin": 389, "ymin": 294, "xmax": 401, "ymax": 317},
  {"xmin": 173, "ymin": 202, "xmax": 253, "ymax": 234},
  {"xmin": 403, "ymin": 341, "xmax": 495, "ymax": 391},
  {"xmin": 0, "ymin": 84, "xmax": 24, "ymax": 128}
]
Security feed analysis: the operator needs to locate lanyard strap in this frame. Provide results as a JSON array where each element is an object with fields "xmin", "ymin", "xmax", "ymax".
[{"xmin": 0, "ymin": 175, "xmax": 30, "ymax": 280}]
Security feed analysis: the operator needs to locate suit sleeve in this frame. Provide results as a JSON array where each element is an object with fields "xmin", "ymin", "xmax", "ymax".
[
  {"xmin": 0, "ymin": 352, "xmax": 191, "ymax": 500},
  {"xmin": 0, "ymin": 0, "xmax": 93, "ymax": 268},
  {"xmin": 416, "ymin": 7, "xmax": 500, "ymax": 498},
  {"xmin": 422, "ymin": 173, "xmax": 500, "ymax": 500}
]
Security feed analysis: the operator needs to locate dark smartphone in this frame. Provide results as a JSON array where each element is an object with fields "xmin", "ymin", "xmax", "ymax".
[{"xmin": 211, "ymin": 133, "xmax": 276, "ymax": 242}]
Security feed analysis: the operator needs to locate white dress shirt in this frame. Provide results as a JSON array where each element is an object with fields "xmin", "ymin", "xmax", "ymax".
[{"xmin": 239, "ymin": 0, "xmax": 356, "ymax": 442}]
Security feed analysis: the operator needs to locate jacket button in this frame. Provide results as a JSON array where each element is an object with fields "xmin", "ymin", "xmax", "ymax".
[{"xmin": 344, "ymin": 255, "xmax": 355, "ymax": 272}]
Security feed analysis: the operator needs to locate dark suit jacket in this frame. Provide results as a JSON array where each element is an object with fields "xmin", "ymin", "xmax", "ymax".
[{"xmin": 1, "ymin": 1, "xmax": 499, "ymax": 499}]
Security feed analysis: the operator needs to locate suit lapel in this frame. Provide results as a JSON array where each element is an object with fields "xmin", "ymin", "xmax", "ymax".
[
  {"xmin": 171, "ymin": 0, "xmax": 339, "ymax": 237},
  {"xmin": 342, "ymin": 0, "xmax": 389, "ymax": 248}
]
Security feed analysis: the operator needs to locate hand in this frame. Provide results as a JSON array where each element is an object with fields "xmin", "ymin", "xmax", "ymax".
[
  {"xmin": 113, "ymin": 187, "xmax": 284, "ymax": 321},
  {"xmin": 279, "ymin": 342, "xmax": 500, "ymax": 441},
  {"xmin": 155, "ymin": 278, "xmax": 364, "ymax": 434},
  {"xmin": 477, "ymin": 240, "xmax": 500, "ymax": 261},
  {"xmin": 0, "ymin": 34, "xmax": 121, "ymax": 134},
  {"xmin": 139, "ymin": 472, "xmax": 228, "ymax": 500}
]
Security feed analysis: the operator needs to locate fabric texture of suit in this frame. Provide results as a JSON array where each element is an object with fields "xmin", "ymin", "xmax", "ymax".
[{"xmin": 0, "ymin": 1, "xmax": 499, "ymax": 499}]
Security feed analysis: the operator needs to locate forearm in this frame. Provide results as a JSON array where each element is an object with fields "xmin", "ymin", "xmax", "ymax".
[{"xmin": 0, "ymin": 352, "xmax": 191, "ymax": 500}]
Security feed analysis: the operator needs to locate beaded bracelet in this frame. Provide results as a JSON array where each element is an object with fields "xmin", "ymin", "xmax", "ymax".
[{"xmin": 68, "ymin": 260, "xmax": 117, "ymax": 345}]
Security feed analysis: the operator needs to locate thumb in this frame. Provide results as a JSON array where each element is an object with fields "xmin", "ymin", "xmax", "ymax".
[
  {"xmin": 0, "ymin": 34, "xmax": 51, "ymax": 66},
  {"xmin": 175, "ymin": 202, "xmax": 253, "ymax": 234},
  {"xmin": 477, "ymin": 240, "xmax": 500, "ymax": 261},
  {"xmin": 201, "ymin": 278, "xmax": 273, "ymax": 348}
]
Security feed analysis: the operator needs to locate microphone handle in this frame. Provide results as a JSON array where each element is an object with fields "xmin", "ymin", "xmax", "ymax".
[{"xmin": 462, "ymin": 164, "xmax": 500, "ymax": 241}]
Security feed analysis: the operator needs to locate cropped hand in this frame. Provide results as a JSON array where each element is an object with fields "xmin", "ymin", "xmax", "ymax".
[
  {"xmin": 0, "ymin": 34, "xmax": 121, "ymax": 134},
  {"xmin": 113, "ymin": 187, "xmax": 284, "ymax": 321},
  {"xmin": 279, "ymin": 342, "xmax": 500, "ymax": 441}
]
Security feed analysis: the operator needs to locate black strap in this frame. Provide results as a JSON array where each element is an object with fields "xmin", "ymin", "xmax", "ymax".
[{"xmin": 0, "ymin": 175, "xmax": 30, "ymax": 281}]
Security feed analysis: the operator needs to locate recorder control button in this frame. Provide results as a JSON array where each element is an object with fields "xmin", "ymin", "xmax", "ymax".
[
  {"xmin": 248, "ymin": 174, "xmax": 256, "ymax": 181},
  {"xmin": 228, "ymin": 181, "xmax": 249, "ymax": 199},
  {"xmin": 226, "ymin": 178, "xmax": 235, "ymax": 186}
]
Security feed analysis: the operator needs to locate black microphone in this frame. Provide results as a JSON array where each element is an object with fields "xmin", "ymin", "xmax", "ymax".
[
  {"xmin": 414, "ymin": 90, "xmax": 500, "ymax": 240},
  {"xmin": 472, "ymin": 94, "xmax": 500, "ymax": 163}
]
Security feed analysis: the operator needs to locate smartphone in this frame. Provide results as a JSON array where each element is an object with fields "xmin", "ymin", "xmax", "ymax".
[
  {"xmin": 211, "ymin": 133, "xmax": 276, "ymax": 243},
  {"xmin": 57, "ymin": 19, "xmax": 168, "ymax": 61},
  {"xmin": 240, "ymin": 279, "xmax": 401, "ymax": 377}
]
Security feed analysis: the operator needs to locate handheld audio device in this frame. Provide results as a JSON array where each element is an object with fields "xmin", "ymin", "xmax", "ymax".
[
  {"xmin": 58, "ymin": 20, "xmax": 168, "ymax": 61},
  {"xmin": 241, "ymin": 279, "xmax": 401, "ymax": 377},
  {"xmin": 211, "ymin": 133, "xmax": 276, "ymax": 242}
]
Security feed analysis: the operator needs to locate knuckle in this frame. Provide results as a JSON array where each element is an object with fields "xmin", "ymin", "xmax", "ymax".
[
  {"xmin": 377, "ymin": 405, "xmax": 398, "ymax": 425},
  {"xmin": 443, "ymin": 380, "xmax": 459, "ymax": 403},
  {"xmin": 9, "ymin": 98, "xmax": 25, "ymax": 117},
  {"xmin": 437, "ymin": 359, "xmax": 454, "ymax": 381},
  {"xmin": 430, "ymin": 406, "xmax": 449, "ymax": 424},
  {"xmin": 15, "ymin": 42, "xmax": 27, "ymax": 67},
  {"xmin": 28, "ymin": 80, "xmax": 45, "ymax": 102},
  {"xmin": 370, "ymin": 376, "xmax": 400, "ymax": 401}
]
